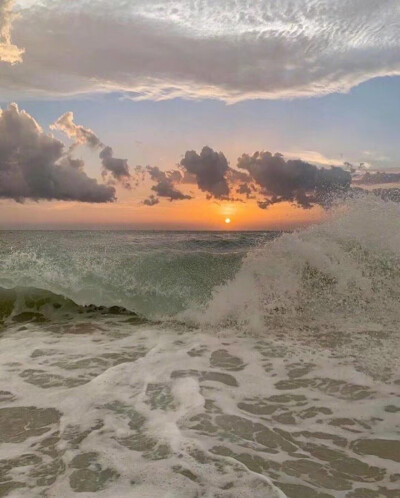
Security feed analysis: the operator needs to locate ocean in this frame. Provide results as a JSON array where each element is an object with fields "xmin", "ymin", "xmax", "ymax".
[{"xmin": 0, "ymin": 197, "xmax": 399, "ymax": 497}]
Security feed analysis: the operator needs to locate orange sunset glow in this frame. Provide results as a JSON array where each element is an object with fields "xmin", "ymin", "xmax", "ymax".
[
  {"xmin": 0, "ymin": 195, "xmax": 326, "ymax": 230},
  {"xmin": 1, "ymin": 1, "xmax": 399, "ymax": 496}
]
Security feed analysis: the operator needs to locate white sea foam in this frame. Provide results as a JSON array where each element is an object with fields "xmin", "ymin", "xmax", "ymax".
[{"xmin": 0, "ymin": 196, "xmax": 399, "ymax": 496}]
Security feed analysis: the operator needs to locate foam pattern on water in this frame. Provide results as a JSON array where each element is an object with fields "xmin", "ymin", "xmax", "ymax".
[
  {"xmin": 0, "ymin": 314, "xmax": 399, "ymax": 497},
  {"xmin": 0, "ymin": 197, "xmax": 399, "ymax": 496}
]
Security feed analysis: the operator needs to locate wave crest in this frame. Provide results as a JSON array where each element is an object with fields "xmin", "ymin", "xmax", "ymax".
[{"xmin": 189, "ymin": 196, "xmax": 400, "ymax": 332}]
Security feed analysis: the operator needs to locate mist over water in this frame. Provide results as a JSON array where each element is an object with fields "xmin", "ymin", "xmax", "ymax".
[{"xmin": 0, "ymin": 196, "xmax": 399, "ymax": 497}]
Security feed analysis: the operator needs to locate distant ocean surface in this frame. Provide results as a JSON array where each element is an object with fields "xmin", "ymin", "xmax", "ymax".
[{"xmin": 0, "ymin": 197, "xmax": 399, "ymax": 497}]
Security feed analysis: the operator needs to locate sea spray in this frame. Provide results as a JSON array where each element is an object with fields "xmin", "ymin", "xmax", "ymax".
[
  {"xmin": 189, "ymin": 196, "xmax": 400, "ymax": 333},
  {"xmin": 0, "ymin": 199, "xmax": 399, "ymax": 496}
]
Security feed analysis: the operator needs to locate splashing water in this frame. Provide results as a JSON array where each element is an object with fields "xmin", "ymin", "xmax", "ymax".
[
  {"xmin": 0, "ymin": 196, "xmax": 399, "ymax": 497},
  {"xmin": 190, "ymin": 196, "xmax": 400, "ymax": 333}
]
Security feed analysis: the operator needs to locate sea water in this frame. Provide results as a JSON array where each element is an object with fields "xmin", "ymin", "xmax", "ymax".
[{"xmin": 0, "ymin": 196, "xmax": 399, "ymax": 497}]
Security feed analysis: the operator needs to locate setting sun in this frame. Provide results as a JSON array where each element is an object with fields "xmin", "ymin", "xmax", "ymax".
[{"xmin": 0, "ymin": 0, "xmax": 398, "ymax": 495}]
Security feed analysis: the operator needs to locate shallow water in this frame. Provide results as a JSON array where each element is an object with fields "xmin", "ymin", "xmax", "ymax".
[{"xmin": 0, "ymin": 197, "xmax": 399, "ymax": 497}]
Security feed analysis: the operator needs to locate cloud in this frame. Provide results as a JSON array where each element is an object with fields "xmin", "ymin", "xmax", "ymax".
[
  {"xmin": 284, "ymin": 150, "xmax": 344, "ymax": 168},
  {"xmin": 143, "ymin": 194, "xmax": 159, "ymax": 206},
  {"xmin": 138, "ymin": 146, "xmax": 400, "ymax": 210},
  {"xmin": 0, "ymin": 0, "xmax": 23, "ymax": 64},
  {"xmin": 180, "ymin": 146, "xmax": 230, "ymax": 199},
  {"xmin": 2, "ymin": 0, "xmax": 400, "ymax": 101},
  {"xmin": 51, "ymin": 112, "xmax": 131, "ymax": 186},
  {"xmin": 146, "ymin": 165, "xmax": 191, "ymax": 201},
  {"xmin": 238, "ymin": 151, "xmax": 352, "ymax": 208},
  {"xmin": 354, "ymin": 171, "xmax": 400, "ymax": 185},
  {"xmin": 236, "ymin": 182, "xmax": 255, "ymax": 199},
  {"xmin": 99, "ymin": 146, "xmax": 130, "ymax": 186},
  {"xmin": 51, "ymin": 111, "xmax": 102, "ymax": 149},
  {"xmin": 141, "ymin": 146, "xmax": 354, "ymax": 209},
  {"xmin": 0, "ymin": 104, "xmax": 116, "ymax": 202}
]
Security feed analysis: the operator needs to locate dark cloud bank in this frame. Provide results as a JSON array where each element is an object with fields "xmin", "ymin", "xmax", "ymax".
[
  {"xmin": 144, "ymin": 146, "xmax": 353, "ymax": 208},
  {"xmin": 1, "ymin": 104, "xmax": 399, "ymax": 210},
  {"xmin": 143, "ymin": 146, "xmax": 400, "ymax": 210}
]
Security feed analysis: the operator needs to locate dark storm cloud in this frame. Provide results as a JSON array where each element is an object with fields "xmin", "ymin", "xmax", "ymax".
[
  {"xmin": 0, "ymin": 0, "xmax": 23, "ymax": 64},
  {"xmin": 52, "ymin": 112, "xmax": 131, "ymax": 186},
  {"xmin": 238, "ymin": 151, "xmax": 352, "ymax": 208},
  {"xmin": 180, "ymin": 146, "xmax": 230, "ymax": 199},
  {"xmin": 146, "ymin": 166, "xmax": 191, "ymax": 201},
  {"xmin": 0, "ymin": 104, "xmax": 116, "ymax": 202}
]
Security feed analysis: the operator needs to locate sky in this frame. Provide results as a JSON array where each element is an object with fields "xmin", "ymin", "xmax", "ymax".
[{"xmin": 1, "ymin": 0, "xmax": 400, "ymax": 230}]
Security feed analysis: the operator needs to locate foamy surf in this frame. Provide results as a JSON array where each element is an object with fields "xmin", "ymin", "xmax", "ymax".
[
  {"xmin": 0, "ymin": 196, "xmax": 399, "ymax": 497},
  {"xmin": 191, "ymin": 195, "xmax": 400, "ymax": 336}
]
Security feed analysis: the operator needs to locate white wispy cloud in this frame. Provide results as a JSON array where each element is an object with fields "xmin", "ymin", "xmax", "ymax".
[
  {"xmin": 2, "ymin": 0, "xmax": 400, "ymax": 101},
  {"xmin": 284, "ymin": 151, "xmax": 344, "ymax": 168}
]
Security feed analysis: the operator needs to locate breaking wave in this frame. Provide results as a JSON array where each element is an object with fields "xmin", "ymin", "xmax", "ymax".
[
  {"xmin": 0, "ymin": 231, "xmax": 267, "ymax": 320},
  {"xmin": 1, "ymin": 196, "xmax": 399, "ymax": 498},
  {"xmin": 1, "ymin": 196, "xmax": 399, "ymax": 333},
  {"xmin": 188, "ymin": 196, "xmax": 400, "ymax": 333}
]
